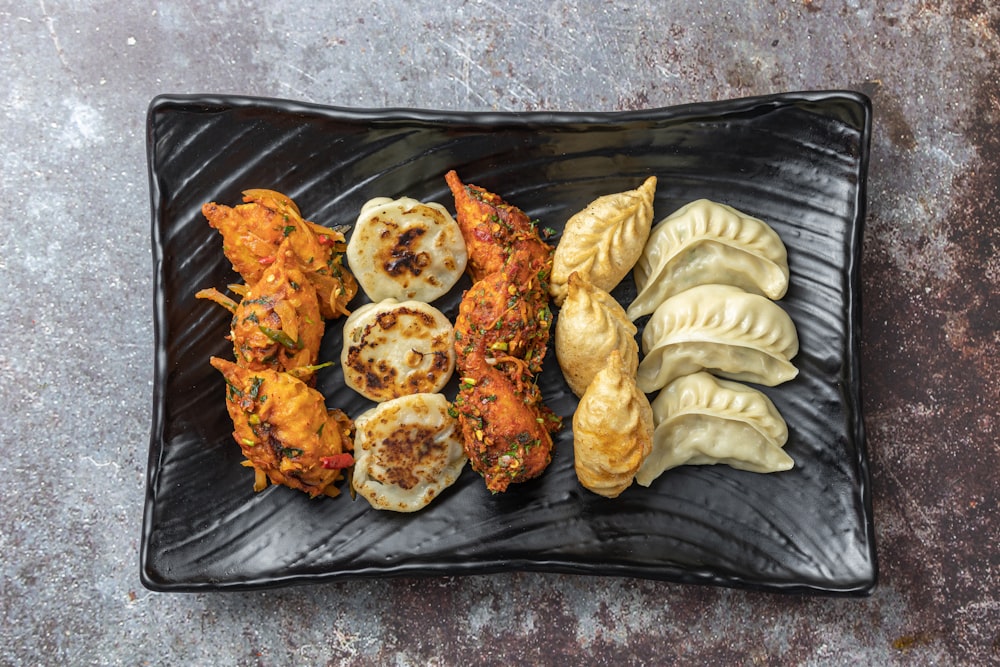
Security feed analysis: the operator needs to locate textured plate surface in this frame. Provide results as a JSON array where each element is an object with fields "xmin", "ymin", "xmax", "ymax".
[{"xmin": 143, "ymin": 92, "xmax": 875, "ymax": 594}]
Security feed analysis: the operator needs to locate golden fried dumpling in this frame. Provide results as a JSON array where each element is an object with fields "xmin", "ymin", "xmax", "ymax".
[
  {"xmin": 573, "ymin": 351, "xmax": 654, "ymax": 498},
  {"xmin": 549, "ymin": 176, "xmax": 656, "ymax": 305},
  {"xmin": 347, "ymin": 196, "xmax": 468, "ymax": 303},
  {"xmin": 636, "ymin": 284, "xmax": 799, "ymax": 393},
  {"xmin": 341, "ymin": 299, "xmax": 456, "ymax": 402},
  {"xmin": 628, "ymin": 199, "xmax": 789, "ymax": 320},
  {"xmin": 635, "ymin": 372, "xmax": 792, "ymax": 485},
  {"xmin": 555, "ymin": 272, "xmax": 638, "ymax": 397},
  {"xmin": 352, "ymin": 393, "xmax": 467, "ymax": 512}
]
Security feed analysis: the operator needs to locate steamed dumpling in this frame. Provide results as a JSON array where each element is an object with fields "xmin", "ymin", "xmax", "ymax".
[
  {"xmin": 549, "ymin": 176, "xmax": 656, "ymax": 305},
  {"xmin": 628, "ymin": 199, "xmax": 789, "ymax": 320},
  {"xmin": 555, "ymin": 272, "xmax": 639, "ymax": 397},
  {"xmin": 573, "ymin": 351, "xmax": 654, "ymax": 498},
  {"xmin": 636, "ymin": 284, "xmax": 799, "ymax": 393},
  {"xmin": 635, "ymin": 372, "xmax": 792, "ymax": 485},
  {"xmin": 347, "ymin": 196, "xmax": 468, "ymax": 303}
]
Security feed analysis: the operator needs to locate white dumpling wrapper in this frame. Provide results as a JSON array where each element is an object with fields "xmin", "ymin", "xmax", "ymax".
[
  {"xmin": 635, "ymin": 372, "xmax": 792, "ymax": 485},
  {"xmin": 347, "ymin": 196, "xmax": 468, "ymax": 303},
  {"xmin": 555, "ymin": 272, "xmax": 639, "ymax": 397},
  {"xmin": 352, "ymin": 393, "xmax": 467, "ymax": 512},
  {"xmin": 549, "ymin": 176, "xmax": 656, "ymax": 305},
  {"xmin": 628, "ymin": 199, "xmax": 789, "ymax": 320},
  {"xmin": 636, "ymin": 284, "xmax": 799, "ymax": 393},
  {"xmin": 341, "ymin": 299, "xmax": 455, "ymax": 402}
]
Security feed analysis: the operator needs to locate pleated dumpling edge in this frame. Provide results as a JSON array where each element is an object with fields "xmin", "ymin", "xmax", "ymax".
[
  {"xmin": 635, "ymin": 371, "xmax": 793, "ymax": 486},
  {"xmin": 628, "ymin": 199, "xmax": 789, "ymax": 321},
  {"xmin": 636, "ymin": 284, "xmax": 799, "ymax": 393}
]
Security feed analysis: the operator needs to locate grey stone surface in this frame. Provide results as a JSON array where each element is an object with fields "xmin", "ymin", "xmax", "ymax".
[{"xmin": 2, "ymin": 1, "xmax": 998, "ymax": 664}]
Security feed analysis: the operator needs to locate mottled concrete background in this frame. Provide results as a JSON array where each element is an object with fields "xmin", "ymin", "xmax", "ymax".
[{"xmin": 2, "ymin": 1, "xmax": 998, "ymax": 665}]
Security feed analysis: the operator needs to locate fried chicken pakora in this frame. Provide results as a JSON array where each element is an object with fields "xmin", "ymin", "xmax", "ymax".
[
  {"xmin": 454, "ymin": 255, "xmax": 551, "ymax": 376},
  {"xmin": 446, "ymin": 171, "xmax": 562, "ymax": 492},
  {"xmin": 453, "ymin": 357, "xmax": 558, "ymax": 492},
  {"xmin": 202, "ymin": 189, "xmax": 357, "ymax": 319},
  {"xmin": 210, "ymin": 357, "xmax": 354, "ymax": 498},
  {"xmin": 199, "ymin": 188, "xmax": 359, "ymax": 499},
  {"xmin": 445, "ymin": 170, "xmax": 552, "ymax": 283},
  {"xmin": 197, "ymin": 238, "xmax": 325, "ymax": 381}
]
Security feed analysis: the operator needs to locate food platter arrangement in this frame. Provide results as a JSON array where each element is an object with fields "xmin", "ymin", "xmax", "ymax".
[{"xmin": 143, "ymin": 91, "xmax": 876, "ymax": 594}]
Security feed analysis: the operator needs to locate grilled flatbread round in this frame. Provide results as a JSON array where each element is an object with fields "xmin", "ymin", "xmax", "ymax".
[
  {"xmin": 352, "ymin": 393, "xmax": 467, "ymax": 512},
  {"xmin": 341, "ymin": 298, "xmax": 456, "ymax": 402},
  {"xmin": 347, "ymin": 196, "xmax": 468, "ymax": 303}
]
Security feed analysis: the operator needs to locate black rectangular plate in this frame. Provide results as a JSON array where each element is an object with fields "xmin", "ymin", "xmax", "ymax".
[{"xmin": 143, "ymin": 91, "xmax": 876, "ymax": 594}]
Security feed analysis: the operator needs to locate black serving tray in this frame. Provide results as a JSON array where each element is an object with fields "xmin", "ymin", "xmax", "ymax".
[{"xmin": 143, "ymin": 91, "xmax": 875, "ymax": 594}]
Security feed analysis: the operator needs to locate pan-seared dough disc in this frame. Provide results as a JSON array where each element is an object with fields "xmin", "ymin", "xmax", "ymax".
[
  {"xmin": 352, "ymin": 393, "xmax": 467, "ymax": 512},
  {"xmin": 341, "ymin": 299, "xmax": 456, "ymax": 402},
  {"xmin": 347, "ymin": 197, "xmax": 468, "ymax": 303}
]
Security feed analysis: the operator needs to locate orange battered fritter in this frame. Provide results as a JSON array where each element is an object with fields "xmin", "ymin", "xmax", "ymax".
[
  {"xmin": 210, "ymin": 357, "xmax": 354, "ymax": 498},
  {"xmin": 202, "ymin": 189, "xmax": 357, "ymax": 319}
]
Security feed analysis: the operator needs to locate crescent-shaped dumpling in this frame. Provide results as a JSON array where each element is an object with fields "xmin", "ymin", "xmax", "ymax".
[
  {"xmin": 573, "ymin": 351, "xmax": 654, "ymax": 498},
  {"xmin": 636, "ymin": 284, "xmax": 799, "ymax": 393},
  {"xmin": 635, "ymin": 371, "xmax": 792, "ymax": 485},
  {"xmin": 549, "ymin": 176, "xmax": 656, "ymax": 305},
  {"xmin": 555, "ymin": 272, "xmax": 639, "ymax": 397},
  {"xmin": 627, "ymin": 199, "xmax": 789, "ymax": 321},
  {"xmin": 347, "ymin": 196, "xmax": 468, "ymax": 303}
]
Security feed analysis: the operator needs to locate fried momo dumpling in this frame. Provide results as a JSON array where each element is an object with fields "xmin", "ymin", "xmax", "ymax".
[
  {"xmin": 555, "ymin": 272, "xmax": 638, "ymax": 397},
  {"xmin": 636, "ymin": 284, "xmax": 799, "ymax": 393},
  {"xmin": 347, "ymin": 196, "xmax": 468, "ymax": 303},
  {"xmin": 352, "ymin": 393, "xmax": 467, "ymax": 512},
  {"xmin": 573, "ymin": 351, "xmax": 654, "ymax": 498},
  {"xmin": 635, "ymin": 372, "xmax": 792, "ymax": 485},
  {"xmin": 549, "ymin": 176, "xmax": 656, "ymax": 305},
  {"xmin": 341, "ymin": 299, "xmax": 456, "ymax": 402},
  {"xmin": 627, "ymin": 199, "xmax": 789, "ymax": 320}
]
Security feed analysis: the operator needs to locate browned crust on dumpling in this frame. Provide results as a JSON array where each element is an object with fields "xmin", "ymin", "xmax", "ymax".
[{"xmin": 341, "ymin": 300, "xmax": 455, "ymax": 402}]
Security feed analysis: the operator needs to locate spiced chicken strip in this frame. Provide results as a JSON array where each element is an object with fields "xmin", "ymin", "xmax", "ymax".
[
  {"xmin": 445, "ymin": 170, "xmax": 552, "ymax": 283},
  {"xmin": 447, "ymin": 172, "xmax": 561, "ymax": 492}
]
